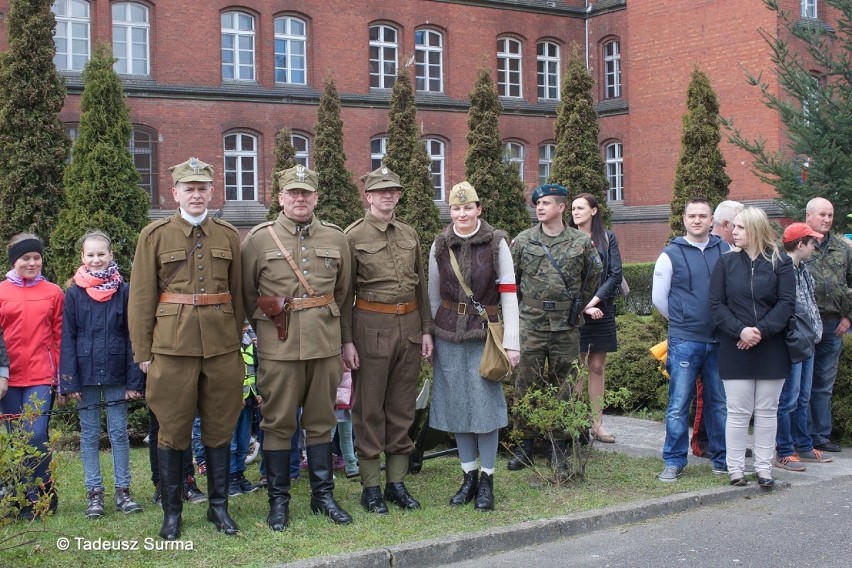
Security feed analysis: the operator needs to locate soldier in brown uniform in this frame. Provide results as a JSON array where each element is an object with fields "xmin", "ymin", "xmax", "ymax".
[
  {"xmin": 241, "ymin": 165, "xmax": 354, "ymax": 529},
  {"xmin": 129, "ymin": 157, "xmax": 245, "ymax": 540},
  {"xmin": 342, "ymin": 166, "xmax": 433, "ymax": 514}
]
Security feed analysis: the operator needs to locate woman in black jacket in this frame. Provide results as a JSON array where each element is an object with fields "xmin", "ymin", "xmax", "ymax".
[{"xmin": 709, "ymin": 207, "xmax": 795, "ymax": 488}]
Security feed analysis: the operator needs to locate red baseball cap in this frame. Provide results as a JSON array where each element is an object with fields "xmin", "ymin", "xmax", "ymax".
[{"xmin": 782, "ymin": 222, "xmax": 821, "ymax": 244}]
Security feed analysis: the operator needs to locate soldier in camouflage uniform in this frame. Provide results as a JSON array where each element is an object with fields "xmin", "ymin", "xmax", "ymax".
[
  {"xmin": 508, "ymin": 184, "xmax": 601, "ymax": 471},
  {"xmin": 803, "ymin": 197, "xmax": 852, "ymax": 453}
]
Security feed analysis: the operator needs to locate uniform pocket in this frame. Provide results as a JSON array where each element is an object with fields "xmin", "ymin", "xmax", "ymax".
[
  {"xmin": 152, "ymin": 303, "xmax": 181, "ymax": 351},
  {"xmin": 363, "ymin": 327, "xmax": 390, "ymax": 358},
  {"xmin": 159, "ymin": 249, "xmax": 188, "ymax": 285},
  {"xmin": 211, "ymin": 247, "xmax": 233, "ymax": 282}
]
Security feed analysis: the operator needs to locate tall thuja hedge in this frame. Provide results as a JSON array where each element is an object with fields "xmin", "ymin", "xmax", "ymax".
[
  {"xmin": 267, "ymin": 127, "xmax": 297, "ymax": 220},
  {"xmin": 669, "ymin": 67, "xmax": 730, "ymax": 239},
  {"xmin": 384, "ymin": 69, "xmax": 442, "ymax": 257},
  {"xmin": 50, "ymin": 44, "xmax": 150, "ymax": 284},
  {"xmin": 0, "ymin": 0, "xmax": 70, "ymax": 275},
  {"xmin": 313, "ymin": 78, "xmax": 363, "ymax": 228},
  {"xmin": 549, "ymin": 47, "xmax": 610, "ymax": 225}
]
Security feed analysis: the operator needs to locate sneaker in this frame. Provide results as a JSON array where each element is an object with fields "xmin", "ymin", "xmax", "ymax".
[
  {"xmin": 332, "ymin": 455, "xmax": 345, "ymax": 471},
  {"xmin": 237, "ymin": 475, "xmax": 258, "ymax": 494},
  {"xmin": 711, "ymin": 467, "xmax": 728, "ymax": 475},
  {"xmin": 183, "ymin": 475, "xmax": 208, "ymax": 504},
  {"xmin": 196, "ymin": 462, "xmax": 207, "ymax": 476},
  {"xmin": 773, "ymin": 454, "xmax": 806, "ymax": 472},
  {"xmin": 658, "ymin": 465, "xmax": 683, "ymax": 482},
  {"xmin": 85, "ymin": 488, "xmax": 105, "ymax": 519},
  {"xmin": 797, "ymin": 448, "xmax": 833, "ymax": 463},
  {"xmin": 257, "ymin": 475, "xmax": 268, "ymax": 488},
  {"xmin": 299, "ymin": 455, "xmax": 309, "ymax": 470},
  {"xmin": 813, "ymin": 441, "xmax": 841, "ymax": 453},
  {"xmin": 228, "ymin": 477, "xmax": 243, "ymax": 497},
  {"xmin": 114, "ymin": 487, "xmax": 143, "ymax": 514}
]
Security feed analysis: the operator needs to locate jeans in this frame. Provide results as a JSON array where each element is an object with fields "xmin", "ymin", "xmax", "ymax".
[
  {"xmin": 777, "ymin": 357, "xmax": 816, "ymax": 457},
  {"xmin": 1, "ymin": 385, "xmax": 53, "ymax": 490},
  {"xmin": 230, "ymin": 403, "xmax": 253, "ymax": 475},
  {"xmin": 662, "ymin": 338, "xmax": 727, "ymax": 470},
  {"xmin": 724, "ymin": 379, "xmax": 785, "ymax": 475},
  {"xmin": 810, "ymin": 318, "xmax": 843, "ymax": 445},
  {"xmin": 191, "ymin": 412, "xmax": 205, "ymax": 465},
  {"xmin": 79, "ymin": 385, "xmax": 131, "ymax": 489}
]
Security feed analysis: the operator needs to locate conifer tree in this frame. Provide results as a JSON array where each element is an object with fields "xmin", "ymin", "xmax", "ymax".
[
  {"xmin": 0, "ymin": 0, "xmax": 70, "ymax": 273},
  {"xmin": 465, "ymin": 68, "xmax": 530, "ymax": 238},
  {"xmin": 384, "ymin": 69, "xmax": 442, "ymax": 254},
  {"xmin": 50, "ymin": 44, "xmax": 150, "ymax": 284},
  {"xmin": 669, "ymin": 67, "xmax": 731, "ymax": 238},
  {"xmin": 549, "ymin": 47, "xmax": 611, "ymax": 225},
  {"xmin": 313, "ymin": 78, "xmax": 363, "ymax": 228},
  {"xmin": 267, "ymin": 127, "xmax": 297, "ymax": 220}
]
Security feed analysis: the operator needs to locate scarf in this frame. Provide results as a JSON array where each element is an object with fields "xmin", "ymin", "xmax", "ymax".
[
  {"xmin": 73, "ymin": 261, "xmax": 123, "ymax": 301},
  {"xmin": 5, "ymin": 269, "xmax": 46, "ymax": 287}
]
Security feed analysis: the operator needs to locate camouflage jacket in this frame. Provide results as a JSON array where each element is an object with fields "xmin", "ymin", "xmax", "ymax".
[{"xmin": 805, "ymin": 232, "xmax": 852, "ymax": 320}]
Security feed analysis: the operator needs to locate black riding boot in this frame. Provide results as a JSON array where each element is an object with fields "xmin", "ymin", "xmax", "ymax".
[
  {"xmin": 157, "ymin": 448, "xmax": 184, "ymax": 540},
  {"xmin": 263, "ymin": 450, "xmax": 291, "ymax": 531},
  {"xmin": 449, "ymin": 470, "xmax": 479, "ymax": 506},
  {"xmin": 306, "ymin": 443, "xmax": 352, "ymax": 525},
  {"xmin": 204, "ymin": 445, "xmax": 239, "ymax": 535},
  {"xmin": 507, "ymin": 439, "xmax": 534, "ymax": 471}
]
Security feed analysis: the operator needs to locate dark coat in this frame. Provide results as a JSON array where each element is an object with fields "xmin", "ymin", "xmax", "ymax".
[
  {"xmin": 709, "ymin": 249, "xmax": 796, "ymax": 380},
  {"xmin": 60, "ymin": 282, "xmax": 145, "ymax": 393}
]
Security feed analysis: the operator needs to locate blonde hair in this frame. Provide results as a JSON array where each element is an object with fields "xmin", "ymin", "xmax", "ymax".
[
  {"xmin": 77, "ymin": 230, "xmax": 112, "ymax": 251},
  {"xmin": 732, "ymin": 207, "xmax": 781, "ymax": 266}
]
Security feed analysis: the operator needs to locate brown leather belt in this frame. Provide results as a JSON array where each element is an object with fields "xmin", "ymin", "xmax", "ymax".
[
  {"xmin": 159, "ymin": 292, "xmax": 232, "ymax": 306},
  {"xmin": 287, "ymin": 294, "xmax": 335, "ymax": 311},
  {"xmin": 355, "ymin": 298, "xmax": 418, "ymax": 315},
  {"xmin": 522, "ymin": 297, "xmax": 571, "ymax": 311},
  {"xmin": 441, "ymin": 299, "xmax": 499, "ymax": 316}
]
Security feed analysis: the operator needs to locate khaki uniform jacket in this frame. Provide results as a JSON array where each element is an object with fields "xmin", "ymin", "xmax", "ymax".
[
  {"xmin": 128, "ymin": 212, "xmax": 245, "ymax": 361},
  {"xmin": 511, "ymin": 222, "xmax": 602, "ymax": 332},
  {"xmin": 241, "ymin": 214, "xmax": 352, "ymax": 361},
  {"xmin": 342, "ymin": 212, "xmax": 432, "ymax": 342}
]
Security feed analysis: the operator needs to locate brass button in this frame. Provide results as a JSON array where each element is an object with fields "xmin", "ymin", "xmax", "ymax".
[
  {"xmin": 198, "ymin": 276, "xmax": 205, "ymax": 282},
  {"xmin": 200, "ymin": 288, "xmax": 206, "ymax": 293},
  {"xmin": 198, "ymin": 265, "xmax": 204, "ymax": 270}
]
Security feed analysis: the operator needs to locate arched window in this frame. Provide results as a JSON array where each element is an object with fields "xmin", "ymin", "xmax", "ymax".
[
  {"xmin": 222, "ymin": 11, "xmax": 255, "ymax": 81},
  {"xmin": 538, "ymin": 144, "xmax": 555, "ymax": 185},
  {"xmin": 274, "ymin": 16, "xmax": 307, "ymax": 84},
  {"xmin": 604, "ymin": 40, "xmax": 621, "ymax": 99},
  {"xmin": 112, "ymin": 2, "xmax": 149, "ymax": 75},
  {"xmin": 801, "ymin": 0, "xmax": 817, "ymax": 19},
  {"xmin": 291, "ymin": 133, "xmax": 310, "ymax": 167},
  {"xmin": 415, "ymin": 29, "xmax": 443, "ymax": 93},
  {"xmin": 537, "ymin": 41, "xmax": 560, "ymax": 100},
  {"xmin": 497, "ymin": 37, "xmax": 523, "ymax": 98},
  {"xmin": 503, "ymin": 141, "xmax": 525, "ymax": 180},
  {"xmin": 53, "ymin": 0, "xmax": 90, "ymax": 71},
  {"xmin": 130, "ymin": 126, "xmax": 158, "ymax": 203},
  {"xmin": 605, "ymin": 142, "xmax": 623, "ymax": 201},
  {"xmin": 224, "ymin": 132, "xmax": 258, "ymax": 201},
  {"xmin": 424, "ymin": 138, "xmax": 445, "ymax": 201},
  {"xmin": 370, "ymin": 137, "xmax": 388, "ymax": 171},
  {"xmin": 369, "ymin": 25, "xmax": 398, "ymax": 89}
]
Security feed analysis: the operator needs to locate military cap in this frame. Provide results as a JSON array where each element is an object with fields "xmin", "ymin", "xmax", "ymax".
[
  {"xmin": 170, "ymin": 157, "xmax": 214, "ymax": 184},
  {"xmin": 278, "ymin": 164, "xmax": 319, "ymax": 192},
  {"xmin": 361, "ymin": 166, "xmax": 402, "ymax": 192},
  {"xmin": 448, "ymin": 181, "xmax": 479, "ymax": 206},
  {"xmin": 531, "ymin": 183, "xmax": 568, "ymax": 204}
]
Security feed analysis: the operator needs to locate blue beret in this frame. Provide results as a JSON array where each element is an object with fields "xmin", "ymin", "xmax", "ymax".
[{"xmin": 531, "ymin": 183, "xmax": 568, "ymax": 204}]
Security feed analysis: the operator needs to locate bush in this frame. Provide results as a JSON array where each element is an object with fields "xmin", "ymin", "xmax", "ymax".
[
  {"xmin": 606, "ymin": 312, "xmax": 669, "ymax": 413},
  {"xmin": 831, "ymin": 334, "xmax": 852, "ymax": 444},
  {"xmin": 616, "ymin": 262, "xmax": 655, "ymax": 316}
]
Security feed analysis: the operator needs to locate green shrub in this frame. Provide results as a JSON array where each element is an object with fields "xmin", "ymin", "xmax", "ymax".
[
  {"xmin": 831, "ymin": 334, "xmax": 852, "ymax": 444},
  {"xmin": 606, "ymin": 312, "xmax": 669, "ymax": 413},
  {"xmin": 616, "ymin": 262, "xmax": 655, "ymax": 316}
]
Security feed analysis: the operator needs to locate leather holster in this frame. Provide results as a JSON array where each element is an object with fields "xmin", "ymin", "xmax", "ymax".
[{"xmin": 257, "ymin": 296, "xmax": 290, "ymax": 341}]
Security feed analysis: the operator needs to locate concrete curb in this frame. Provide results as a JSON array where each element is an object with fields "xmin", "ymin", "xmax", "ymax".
[{"xmin": 279, "ymin": 481, "xmax": 786, "ymax": 568}]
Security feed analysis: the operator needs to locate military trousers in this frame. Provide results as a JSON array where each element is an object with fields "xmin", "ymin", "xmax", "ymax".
[
  {"xmin": 256, "ymin": 356, "xmax": 341, "ymax": 450},
  {"xmin": 351, "ymin": 308, "xmax": 422, "ymax": 459},
  {"xmin": 146, "ymin": 351, "xmax": 243, "ymax": 450},
  {"xmin": 511, "ymin": 324, "xmax": 580, "ymax": 440}
]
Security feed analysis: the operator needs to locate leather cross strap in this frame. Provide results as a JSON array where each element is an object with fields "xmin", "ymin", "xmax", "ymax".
[
  {"xmin": 356, "ymin": 298, "xmax": 418, "ymax": 315},
  {"xmin": 266, "ymin": 225, "xmax": 317, "ymax": 297},
  {"xmin": 159, "ymin": 292, "xmax": 232, "ymax": 306}
]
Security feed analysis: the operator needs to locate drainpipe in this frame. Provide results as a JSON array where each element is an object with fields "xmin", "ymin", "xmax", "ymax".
[{"xmin": 585, "ymin": 1, "xmax": 593, "ymax": 69}]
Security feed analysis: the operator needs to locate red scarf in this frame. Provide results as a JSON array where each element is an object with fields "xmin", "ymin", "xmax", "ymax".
[{"xmin": 73, "ymin": 261, "xmax": 122, "ymax": 302}]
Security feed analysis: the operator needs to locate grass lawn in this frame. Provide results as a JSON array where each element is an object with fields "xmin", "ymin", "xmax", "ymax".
[{"xmin": 0, "ymin": 447, "xmax": 724, "ymax": 567}]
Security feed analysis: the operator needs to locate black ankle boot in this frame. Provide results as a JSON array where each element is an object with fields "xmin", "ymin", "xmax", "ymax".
[
  {"xmin": 474, "ymin": 472, "xmax": 494, "ymax": 511},
  {"xmin": 449, "ymin": 470, "xmax": 479, "ymax": 506},
  {"xmin": 204, "ymin": 446, "xmax": 239, "ymax": 535},
  {"xmin": 157, "ymin": 448, "xmax": 184, "ymax": 540},
  {"xmin": 306, "ymin": 443, "xmax": 352, "ymax": 525},
  {"xmin": 263, "ymin": 450, "xmax": 291, "ymax": 531},
  {"xmin": 507, "ymin": 439, "xmax": 534, "ymax": 471},
  {"xmin": 360, "ymin": 486, "xmax": 388, "ymax": 514}
]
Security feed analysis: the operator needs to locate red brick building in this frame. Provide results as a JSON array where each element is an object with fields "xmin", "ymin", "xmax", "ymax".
[{"xmin": 0, "ymin": 0, "xmax": 841, "ymax": 259}]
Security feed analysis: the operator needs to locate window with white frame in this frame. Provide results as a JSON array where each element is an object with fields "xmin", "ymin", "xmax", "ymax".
[
  {"xmin": 537, "ymin": 42, "xmax": 560, "ymax": 100},
  {"xmin": 369, "ymin": 25, "xmax": 398, "ymax": 89},
  {"xmin": 424, "ymin": 139, "xmax": 445, "ymax": 201},
  {"xmin": 604, "ymin": 40, "xmax": 621, "ymax": 99},
  {"xmin": 221, "ymin": 12, "xmax": 255, "ymax": 81},
  {"xmin": 64, "ymin": 124, "xmax": 79, "ymax": 163},
  {"xmin": 497, "ymin": 38, "xmax": 523, "ymax": 98},
  {"xmin": 503, "ymin": 142, "xmax": 525, "ymax": 180},
  {"xmin": 224, "ymin": 133, "xmax": 258, "ymax": 201},
  {"xmin": 291, "ymin": 133, "xmax": 309, "ymax": 167},
  {"xmin": 538, "ymin": 144, "xmax": 555, "ymax": 186},
  {"xmin": 130, "ymin": 127, "xmax": 157, "ymax": 203},
  {"xmin": 274, "ymin": 16, "xmax": 307, "ymax": 84},
  {"xmin": 112, "ymin": 2, "xmax": 149, "ymax": 75},
  {"xmin": 605, "ymin": 142, "xmax": 623, "ymax": 201},
  {"xmin": 415, "ymin": 29, "xmax": 443, "ymax": 93},
  {"xmin": 802, "ymin": 0, "xmax": 817, "ymax": 18},
  {"xmin": 370, "ymin": 137, "xmax": 388, "ymax": 171},
  {"xmin": 53, "ymin": 0, "xmax": 90, "ymax": 71}
]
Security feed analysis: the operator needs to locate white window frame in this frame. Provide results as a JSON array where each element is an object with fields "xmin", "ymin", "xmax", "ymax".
[
  {"xmin": 801, "ymin": 0, "xmax": 817, "ymax": 18},
  {"xmin": 415, "ymin": 29, "xmax": 443, "ymax": 93},
  {"xmin": 224, "ymin": 132, "xmax": 258, "ymax": 201},
  {"xmin": 503, "ymin": 141, "xmax": 525, "ymax": 181},
  {"xmin": 538, "ymin": 144, "xmax": 555, "ymax": 186},
  {"xmin": 291, "ymin": 133, "xmax": 310, "ymax": 168},
  {"xmin": 129, "ymin": 126, "xmax": 157, "ymax": 203},
  {"xmin": 112, "ymin": 2, "xmax": 149, "ymax": 76},
  {"xmin": 497, "ymin": 37, "xmax": 523, "ymax": 98},
  {"xmin": 221, "ymin": 11, "xmax": 256, "ymax": 81},
  {"xmin": 369, "ymin": 25, "xmax": 398, "ymax": 89},
  {"xmin": 53, "ymin": 0, "xmax": 90, "ymax": 71},
  {"xmin": 274, "ymin": 16, "xmax": 307, "ymax": 84},
  {"xmin": 536, "ymin": 41, "xmax": 560, "ymax": 100},
  {"xmin": 604, "ymin": 40, "xmax": 621, "ymax": 99},
  {"xmin": 606, "ymin": 142, "xmax": 624, "ymax": 202},
  {"xmin": 424, "ymin": 138, "xmax": 445, "ymax": 201},
  {"xmin": 370, "ymin": 137, "xmax": 388, "ymax": 171}
]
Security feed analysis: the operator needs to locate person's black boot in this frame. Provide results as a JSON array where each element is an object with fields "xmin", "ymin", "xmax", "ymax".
[
  {"xmin": 204, "ymin": 445, "xmax": 239, "ymax": 535},
  {"xmin": 263, "ymin": 450, "xmax": 291, "ymax": 531},
  {"xmin": 507, "ymin": 439, "xmax": 534, "ymax": 471},
  {"xmin": 157, "ymin": 448, "xmax": 184, "ymax": 540},
  {"xmin": 474, "ymin": 472, "xmax": 494, "ymax": 511},
  {"xmin": 360, "ymin": 486, "xmax": 388, "ymax": 514},
  {"xmin": 449, "ymin": 470, "xmax": 479, "ymax": 506},
  {"xmin": 306, "ymin": 443, "xmax": 352, "ymax": 525}
]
